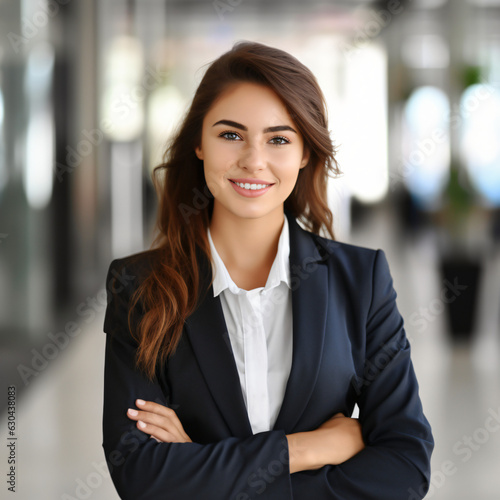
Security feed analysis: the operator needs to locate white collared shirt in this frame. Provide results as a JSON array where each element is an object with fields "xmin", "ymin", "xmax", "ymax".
[{"xmin": 207, "ymin": 214, "xmax": 293, "ymax": 434}]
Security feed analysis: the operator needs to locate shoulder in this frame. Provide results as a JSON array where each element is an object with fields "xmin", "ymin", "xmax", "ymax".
[
  {"xmin": 287, "ymin": 212, "xmax": 391, "ymax": 287},
  {"xmin": 316, "ymin": 234, "xmax": 379, "ymax": 261},
  {"xmin": 308, "ymin": 228, "xmax": 386, "ymax": 273},
  {"xmin": 103, "ymin": 250, "xmax": 163, "ymax": 339},
  {"xmin": 105, "ymin": 249, "xmax": 162, "ymax": 292},
  {"xmin": 293, "ymin": 225, "xmax": 394, "ymax": 297}
]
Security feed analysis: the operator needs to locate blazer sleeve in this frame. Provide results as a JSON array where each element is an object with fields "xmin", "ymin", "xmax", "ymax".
[
  {"xmin": 102, "ymin": 259, "xmax": 293, "ymax": 500},
  {"xmin": 290, "ymin": 249, "xmax": 434, "ymax": 499}
]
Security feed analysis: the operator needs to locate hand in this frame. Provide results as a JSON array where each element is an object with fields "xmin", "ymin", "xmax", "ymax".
[
  {"xmin": 316, "ymin": 412, "xmax": 365, "ymax": 464},
  {"xmin": 286, "ymin": 412, "xmax": 364, "ymax": 473},
  {"xmin": 127, "ymin": 399, "xmax": 192, "ymax": 443}
]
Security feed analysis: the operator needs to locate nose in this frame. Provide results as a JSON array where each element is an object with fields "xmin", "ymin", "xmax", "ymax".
[{"xmin": 237, "ymin": 144, "xmax": 266, "ymax": 172}]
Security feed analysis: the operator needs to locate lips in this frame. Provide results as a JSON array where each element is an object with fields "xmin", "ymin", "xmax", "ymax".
[
  {"xmin": 229, "ymin": 178, "xmax": 275, "ymax": 185},
  {"xmin": 229, "ymin": 179, "xmax": 274, "ymax": 197},
  {"xmin": 230, "ymin": 180, "xmax": 273, "ymax": 190}
]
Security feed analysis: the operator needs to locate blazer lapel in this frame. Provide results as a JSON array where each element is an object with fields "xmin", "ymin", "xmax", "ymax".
[
  {"xmin": 184, "ymin": 252, "xmax": 253, "ymax": 437},
  {"xmin": 273, "ymin": 210, "xmax": 331, "ymax": 432},
  {"xmin": 185, "ymin": 210, "xmax": 332, "ymax": 437}
]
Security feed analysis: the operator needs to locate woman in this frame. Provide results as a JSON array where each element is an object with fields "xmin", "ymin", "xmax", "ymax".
[{"xmin": 102, "ymin": 41, "xmax": 433, "ymax": 499}]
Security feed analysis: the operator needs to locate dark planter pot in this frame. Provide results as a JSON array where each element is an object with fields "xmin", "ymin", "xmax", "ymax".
[{"xmin": 439, "ymin": 257, "xmax": 482, "ymax": 342}]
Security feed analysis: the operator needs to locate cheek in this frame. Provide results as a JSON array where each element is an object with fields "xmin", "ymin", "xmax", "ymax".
[
  {"xmin": 274, "ymin": 151, "xmax": 305, "ymax": 176},
  {"xmin": 274, "ymin": 168, "xmax": 300, "ymax": 192},
  {"xmin": 270, "ymin": 145, "xmax": 304, "ymax": 163},
  {"xmin": 203, "ymin": 167, "xmax": 224, "ymax": 199},
  {"xmin": 205, "ymin": 142, "xmax": 235, "ymax": 168},
  {"xmin": 203, "ymin": 155, "xmax": 232, "ymax": 198}
]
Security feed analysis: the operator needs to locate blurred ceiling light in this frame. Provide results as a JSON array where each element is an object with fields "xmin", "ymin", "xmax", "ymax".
[
  {"xmin": 147, "ymin": 83, "xmax": 186, "ymax": 171},
  {"xmin": 111, "ymin": 142, "xmax": 144, "ymax": 257},
  {"xmin": 101, "ymin": 35, "xmax": 145, "ymax": 142},
  {"xmin": 403, "ymin": 86, "xmax": 450, "ymax": 208},
  {"xmin": 0, "ymin": 86, "xmax": 5, "ymax": 194},
  {"xmin": 23, "ymin": 42, "xmax": 55, "ymax": 210},
  {"xmin": 460, "ymin": 83, "xmax": 500, "ymax": 205},
  {"xmin": 414, "ymin": 0, "xmax": 448, "ymax": 8},
  {"xmin": 0, "ymin": 88, "xmax": 3, "ymax": 126},
  {"xmin": 336, "ymin": 44, "xmax": 388, "ymax": 204},
  {"xmin": 402, "ymin": 34, "xmax": 449, "ymax": 68},
  {"xmin": 468, "ymin": 0, "xmax": 500, "ymax": 5}
]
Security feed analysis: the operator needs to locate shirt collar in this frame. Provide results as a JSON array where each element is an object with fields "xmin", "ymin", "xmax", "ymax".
[{"xmin": 207, "ymin": 214, "xmax": 291, "ymax": 297}]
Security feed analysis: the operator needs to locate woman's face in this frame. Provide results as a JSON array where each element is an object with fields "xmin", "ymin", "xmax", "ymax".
[{"xmin": 195, "ymin": 81, "xmax": 309, "ymax": 222}]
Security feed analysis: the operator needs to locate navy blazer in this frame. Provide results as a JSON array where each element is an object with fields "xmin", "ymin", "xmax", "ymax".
[{"xmin": 102, "ymin": 209, "xmax": 433, "ymax": 499}]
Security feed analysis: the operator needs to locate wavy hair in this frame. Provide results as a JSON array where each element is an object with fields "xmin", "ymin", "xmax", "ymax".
[{"xmin": 129, "ymin": 40, "xmax": 341, "ymax": 379}]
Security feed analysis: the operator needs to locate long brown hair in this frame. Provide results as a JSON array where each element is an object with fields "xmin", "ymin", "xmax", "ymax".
[{"xmin": 129, "ymin": 40, "xmax": 341, "ymax": 379}]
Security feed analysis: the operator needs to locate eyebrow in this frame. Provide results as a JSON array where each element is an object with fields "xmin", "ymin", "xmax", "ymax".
[{"xmin": 212, "ymin": 119, "xmax": 297, "ymax": 134}]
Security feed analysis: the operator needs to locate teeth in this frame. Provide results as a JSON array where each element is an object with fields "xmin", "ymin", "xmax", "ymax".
[{"xmin": 234, "ymin": 181, "xmax": 271, "ymax": 190}]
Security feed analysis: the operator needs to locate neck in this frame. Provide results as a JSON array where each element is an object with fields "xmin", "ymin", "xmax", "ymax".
[{"xmin": 208, "ymin": 205, "xmax": 285, "ymax": 274}]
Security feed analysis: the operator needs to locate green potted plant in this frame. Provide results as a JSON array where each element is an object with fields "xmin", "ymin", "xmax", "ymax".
[{"xmin": 437, "ymin": 162, "xmax": 482, "ymax": 342}]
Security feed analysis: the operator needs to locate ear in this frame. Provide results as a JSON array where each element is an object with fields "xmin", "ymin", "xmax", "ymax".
[
  {"xmin": 195, "ymin": 145, "xmax": 203, "ymax": 160},
  {"xmin": 299, "ymin": 146, "xmax": 310, "ymax": 169}
]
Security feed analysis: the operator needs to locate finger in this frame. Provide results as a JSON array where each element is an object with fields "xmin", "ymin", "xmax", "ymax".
[
  {"xmin": 135, "ymin": 400, "xmax": 187, "ymax": 436},
  {"xmin": 136, "ymin": 399, "xmax": 173, "ymax": 417},
  {"xmin": 127, "ymin": 409, "xmax": 191, "ymax": 442},
  {"xmin": 137, "ymin": 420, "xmax": 172, "ymax": 442},
  {"xmin": 127, "ymin": 408, "xmax": 173, "ymax": 431},
  {"xmin": 137, "ymin": 420, "xmax": 190, "ymax": 443}
]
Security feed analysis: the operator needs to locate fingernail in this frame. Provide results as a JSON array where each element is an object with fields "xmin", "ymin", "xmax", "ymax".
[
  {"xmin": 138, "ymin": 420, "xmax": 146, "ymax": 429},
  {"xmin": 128, "ymin": 408, "xmax": 138, "ymax": 416},
  {"xmin": 136, "ymin": 399, "xmax": 145, "ymax": 406}
]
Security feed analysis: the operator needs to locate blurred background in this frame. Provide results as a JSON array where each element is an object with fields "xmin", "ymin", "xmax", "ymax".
[{"xmin": 0, "ymin": 0, "xmax": 499, "ymax": 498}]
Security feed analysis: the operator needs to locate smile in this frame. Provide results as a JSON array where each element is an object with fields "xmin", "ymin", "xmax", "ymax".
[
  {"xmin": 229, "ymin": 179, "xmax": 274, "ymax": 198},
  {"xmin": 231, "ymin": 181, "xmax": 272, "ymax": 190}
]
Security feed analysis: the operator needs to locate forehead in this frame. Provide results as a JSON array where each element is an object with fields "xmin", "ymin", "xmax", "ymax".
[{"xmin": 205, "ymin": 81, "xmax": 293, "ymax": 124}]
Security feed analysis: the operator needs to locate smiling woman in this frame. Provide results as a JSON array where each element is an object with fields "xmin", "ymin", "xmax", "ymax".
[
  {"xmin": 102, "ymin": 40, "xmax": 433, "ymax": 499},
  {"xmin": 195, "ymin": 81, "xmax": 310, "ymax": 287}
]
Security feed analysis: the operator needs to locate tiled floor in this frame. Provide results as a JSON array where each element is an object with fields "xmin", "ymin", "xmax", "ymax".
[{"xmin": 1, "ymin": 208, "xmax": 500, "ymax": 499}]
